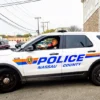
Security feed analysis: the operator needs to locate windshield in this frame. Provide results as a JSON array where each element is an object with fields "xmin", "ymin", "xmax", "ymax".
[
  {"xmin": 21, "ymin": 35, "xmax": 41, "ymax": 48},
  {"xmin": 97, "ymin": 36, "xmax": 100, "ymax": 40}
]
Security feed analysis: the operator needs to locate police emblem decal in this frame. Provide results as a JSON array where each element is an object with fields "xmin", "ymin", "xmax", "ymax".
[{"xmin": 26, "ymin": 56, "xmax": 33, "ymax": 64}]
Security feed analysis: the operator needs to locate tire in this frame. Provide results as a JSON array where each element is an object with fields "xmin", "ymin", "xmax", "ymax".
[
  {"xmin": 0, "ymin": 68, "xmax": 21, "ymax": 93},
  {"xmin": 5, "ymin": 47, "xmax": 9, "ymax": 49},
  {"xmin": 91, "ymin": 64, "xmax": 100, "ymax": 86}
]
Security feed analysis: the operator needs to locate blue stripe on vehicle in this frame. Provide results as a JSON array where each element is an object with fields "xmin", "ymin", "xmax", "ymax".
[
  {"xmin": 85, "ymin": 55, "xmax": 100, "ymax": 58},
  {"xmin": 16, "ymin": 62, "xmax": 27, "ymax": 65},
  {"xmin": 33, "ymin": 60, "xmax": 37, "ymax": 64}
]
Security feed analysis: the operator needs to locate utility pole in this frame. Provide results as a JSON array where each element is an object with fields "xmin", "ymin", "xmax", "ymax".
[
  {"xmin": 45, "ymin": 21, "xmax": 49, "ymax": 30},
  {"xmin": 41, "ymin": 22, "xmax": 45, "ymax": 33},
  {"xmin": 35, "ymin": 17, "xmax": 41, "ymax": 35},
  {"xmin": 41, "ymin": 21, "xmax": 50, "ymax": 33}
]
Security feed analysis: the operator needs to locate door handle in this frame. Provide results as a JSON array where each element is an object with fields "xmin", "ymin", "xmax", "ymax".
[
  {"xmin": 50, "ymin": 53, "xmax": 59, "ymax": 55},
  {"xmin": 88, "ymin": 50, "xmax": 96, "ymax": 53}
]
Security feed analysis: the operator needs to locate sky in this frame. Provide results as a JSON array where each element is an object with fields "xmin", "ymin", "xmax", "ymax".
[{"xmin": 0, "ymin": 0, "xmax": 83, "ymax": 35}]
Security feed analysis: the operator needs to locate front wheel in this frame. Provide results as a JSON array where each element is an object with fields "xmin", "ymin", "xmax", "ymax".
[
  {"xmin": 91, "ymin": 64, "xmax": 100, "ymax": 86},
  {"xmin": 0, "ymin": 68, "xmax": 21, "ymax": 93}
]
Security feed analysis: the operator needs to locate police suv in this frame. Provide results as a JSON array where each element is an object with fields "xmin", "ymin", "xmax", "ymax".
[{"xmin": 1, "ymin": 32, "xmax": 100, "ymax": 93}]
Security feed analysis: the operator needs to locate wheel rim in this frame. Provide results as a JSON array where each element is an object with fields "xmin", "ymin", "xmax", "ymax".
[
  {"xmin": 94, "ymin": 70, "xmax": 100, "ymax": 82},
  {"xmin": 0, "ymin": 72, "xmax": 16, "ymax": 91}
]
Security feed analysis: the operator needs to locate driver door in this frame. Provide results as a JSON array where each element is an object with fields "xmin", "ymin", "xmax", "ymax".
[{"xmin": 22, "ymin": 35, "xmax": 63, "ymax": 77}]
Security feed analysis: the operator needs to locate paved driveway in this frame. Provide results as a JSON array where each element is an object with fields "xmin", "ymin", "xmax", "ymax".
[{"xmin": 0, "ymin": 79, "xmax": 100, "ymax": 100}]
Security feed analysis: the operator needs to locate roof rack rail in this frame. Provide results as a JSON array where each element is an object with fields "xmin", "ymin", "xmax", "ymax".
[
  {"xmin": 55, "ymin": 28, "xmax": 68, "ymax": 33},
  {"xmin": 57, "ymin": 30, "xmax": 67, "ymax": 32}
]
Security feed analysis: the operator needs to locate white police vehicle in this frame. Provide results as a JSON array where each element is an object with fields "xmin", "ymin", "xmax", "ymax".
[{"xmin": 1, "ymin": 32, "xmax": 100, "ymax": 92}]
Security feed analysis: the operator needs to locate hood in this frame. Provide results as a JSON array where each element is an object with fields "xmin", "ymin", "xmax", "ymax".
[{"xmin": 0, "ymin": 49, "xmax": 13, "ymax": 56}]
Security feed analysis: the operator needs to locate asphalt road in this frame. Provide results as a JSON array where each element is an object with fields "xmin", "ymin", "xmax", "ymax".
[{"xmin": 0, "ymin": 79, "xmax": 100, "ymax": 100}]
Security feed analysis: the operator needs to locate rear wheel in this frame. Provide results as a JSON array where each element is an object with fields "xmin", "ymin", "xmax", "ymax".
[
  {"xmin": 0, "ymin": 68, "xmax": 21, "ymax": 93},
  {"xmin": 91, "ymin": 64, "xmax": 100, "ymax": 86}
]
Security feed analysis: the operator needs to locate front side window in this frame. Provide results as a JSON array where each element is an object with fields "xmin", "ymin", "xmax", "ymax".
[
  {"xmin": 34, "ymin": 36, "xmax": 60, "ymax": 50},
  {"xmin": 66, "ymin": 35, "xmax": 93, "ymax": 48},
  {"xmin": 24, "ymin": 36, "xmax": 61, "ymax": 51}
]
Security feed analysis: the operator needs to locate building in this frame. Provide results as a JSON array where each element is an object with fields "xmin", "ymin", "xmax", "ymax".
[
  {"xmin": 81, "ymin": 0, "xmax": 100, "ymax": 32},
  {"xmin": 5, "ymin": 37, "xmax": 30, "ymax": 42}
]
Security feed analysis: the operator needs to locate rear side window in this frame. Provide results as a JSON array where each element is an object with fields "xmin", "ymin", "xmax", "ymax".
[
  {"xmin": 66, "ymin": 35, "xmax": 93, "ymax": 48},
  {"xmin": 97, "ymin": 36, "xmax": 100, "ymax": 40}
]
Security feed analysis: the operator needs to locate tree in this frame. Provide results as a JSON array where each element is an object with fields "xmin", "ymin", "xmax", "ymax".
[
  {"xmin": 43, "ymin": 29, "xmax": 55, "ymax": 34},
  {"xmin": 23, "ymin": 33, "xmax": 32, "ymax": 37},
  {"xmin": 16, "ymin": 33, "xmax": 32, "ymax": 37},
  {"xmin": 0, "ymin": 35, "xmax": 6, "ymax": 38},
  {"xmin": 16, "ymin": 34, "xmax": 23, "ymax": 37},
  {"xmin": 68, "ymin": 26, "xmax": 82, "ymax": 32}
]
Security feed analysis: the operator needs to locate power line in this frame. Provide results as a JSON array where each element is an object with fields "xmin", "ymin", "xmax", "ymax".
[
  {"xmin": 0, "ymin": 0, "xmax": 41, "ymax": 8},
  {"xmin": 0, "ymin": 13, "xmax": 35, "ymax": 32},
  {"xmin": 4, "ymin": 0, "xmax": 35, "ymax": 28},
  {"xmin": 15, "ymin": 0, "xmax": 36, "ymax": 18},
  {"xmin": 8, "ymin": 0, "xmax": 35, "ymax": 18},
  {"xmin": 0, "ymin": 17, "xmax": 33, "ymax": 33},
  {"xmin": 3, "ymin": 7, "xmax": 35, "ymax": 28}
]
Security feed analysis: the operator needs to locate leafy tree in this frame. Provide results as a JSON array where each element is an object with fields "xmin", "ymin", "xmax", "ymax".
[
  {"xmin": 16, "ymin": 33, "xmax": 32, "ymax": 37},
  {"xmin": 16, "ymin": 34, "xmax": 23, "ymax": 37},
  {"xmin": 23, "ymin": 33, "xmax": 32, "ymax": 37},
  {"xmin": 43, "ymin": 29, "xmax": 55, "ymax": 34},
  {"xmin": 68, "ymin": 26, "xmax": 82, "ymax": 32},
  {"xmin": 0, "ymin": 35, "xmax": 6, "ymax": 38}
]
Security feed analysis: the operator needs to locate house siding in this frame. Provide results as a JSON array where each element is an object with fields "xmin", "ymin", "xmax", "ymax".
[
  {"xmin": 84, "ymin": 8, "xmax": 99, "ymax": 32},
  {"xmin": 82, "ymin": 0, "xmax": 100, "ymax": 32}
]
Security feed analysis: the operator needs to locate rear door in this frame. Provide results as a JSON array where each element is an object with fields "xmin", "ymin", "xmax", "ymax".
[{"xmin": 62, "ymin": 35, "xmax": 96, "ymax": 73}]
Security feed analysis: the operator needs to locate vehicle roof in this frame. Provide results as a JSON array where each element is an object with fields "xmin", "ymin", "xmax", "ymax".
[{"xmin": 42, "ymin": 32, "xmax": 100, "ymax": 36}]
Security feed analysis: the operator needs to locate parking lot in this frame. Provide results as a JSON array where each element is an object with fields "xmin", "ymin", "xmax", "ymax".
[{"xmin": 0, "ymin": 79, "xmax": 100, "ymax": 100}]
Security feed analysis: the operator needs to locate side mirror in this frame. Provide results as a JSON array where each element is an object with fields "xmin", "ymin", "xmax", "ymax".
[
  {"xmin": 25, "ymin": 46, "xmax": 34, "ymax": 52},
  {"xmin": 15, "ymin": 44, "xmax": 21, "ymax": 48}
]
